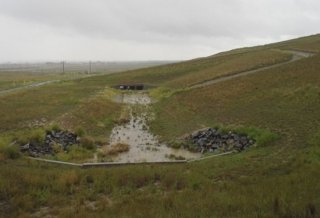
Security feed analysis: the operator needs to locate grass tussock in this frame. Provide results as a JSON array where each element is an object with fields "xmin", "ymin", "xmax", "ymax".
[
  {"xmin": 0, "ymin": 144, "xmax": 20, "ymax": 160},
  {"xmin": 13, "ymin": 128, "xmax": 46, "ymax": 145},
  {"xmin": 103, "ymin": 143, "xmax": 130, "ymax": 155},
  {"xmin": 234, "ymin": 126, "xmax": 280, "ymax": 146},
  {"xmin": 55, "ymin": 145, "xmax": 93, "ymax": 162},
  {"xmin": 80, "ymin": 136, "xmax": 96, "ymax": 150}
]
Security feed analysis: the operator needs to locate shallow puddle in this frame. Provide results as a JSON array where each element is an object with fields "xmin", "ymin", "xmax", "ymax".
[{"xmin": 109, "ymin": 93, "xmax": 201, "ymax": 162}]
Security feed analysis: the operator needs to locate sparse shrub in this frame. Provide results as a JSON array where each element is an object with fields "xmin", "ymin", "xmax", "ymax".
[
  {"xmin": 256, "ymin": 131, "xmax": 279, "ymax": 146},
  {"xmin": 80, "ymin": 136, "xmax": 95, "ymax": 150},
  {"xmin": 16, "ymin": 134, "xmax": 29, "ymax": 145},
  {"xmin": 169, "ymin": 140, "xmax": 182, "ymax": 149},
  {"xmin": 29, "ymin": 129, "xmax": 46, "ymax": 144},
  {"xmin": 57, "ymin": 145, "xmax": 93, "ymax": 161},
  {"xmin": 236, "ymin": 126, "xmax": 280, "ymax": 146},
  {"xmin": 15, "ymin": 129, "xmax": 45, "ymax": 145},
  {"xmin": 52, "ymin": 142, "xmax": 63, "ymax": 153},
  {"xmin": 0, "ymin": 144, "xmax": 21, "ymax": 159},
  {"xmin": 0, "ymin": 138, "xmax": 20, "ymax": 159},
  {"xmin": 49, "ymin": 123, "xmax": 61, "ymax": 132},
  {"xmin": 75, "ymin": 127, "xmax": 85, "ymax": 137},
  {"xmin": 218, "ymin": 127, "xmax": 229, "ymax": 134}
]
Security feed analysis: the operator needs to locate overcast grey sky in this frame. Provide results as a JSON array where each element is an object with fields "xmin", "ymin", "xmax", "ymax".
[{"xmin": 0, "ymin": 0, "xmax": 319, "ymax": 62}]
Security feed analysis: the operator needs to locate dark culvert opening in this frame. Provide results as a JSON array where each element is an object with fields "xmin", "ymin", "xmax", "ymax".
[{"xmin": 114, "ymin": 84, "xmax": 145, "ymax": 90}]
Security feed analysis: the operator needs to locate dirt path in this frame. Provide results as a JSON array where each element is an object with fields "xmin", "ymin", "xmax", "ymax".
[
  {"xmin": 0, "ymin": 80, "xmax": 60, "ymax": 96},
  {"xmin": 0, "ymin": 74, "xmax": 99, "ymax": 96},
  {"xmin": 188, "ymin": 50, "xmax": 315, "ymax": 90}
]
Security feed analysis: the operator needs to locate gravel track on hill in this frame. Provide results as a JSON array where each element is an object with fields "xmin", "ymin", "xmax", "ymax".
[{"xmin": 188, "ymin": 50, "xmax": 315, "ymax": 90}]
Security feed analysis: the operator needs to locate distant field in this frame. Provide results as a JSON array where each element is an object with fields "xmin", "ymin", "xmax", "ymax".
[
  {"xmin": 0, "ymin": 61, "xmax": 173, "ymax": 74},
  {"xmin": 0, "ymin": 61, "xmax": 172, "ymax": 91},
  {"xmin": 0, "ymin": 34, "xmax": 320, "ymax": 218}
]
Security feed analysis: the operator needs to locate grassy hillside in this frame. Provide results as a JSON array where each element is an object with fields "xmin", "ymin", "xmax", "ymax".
[
  {"xmin": 0, "ymin": 34, "xmax": 320, "ymax": 217},
  {"xmin": 102, "ymin": 49, "xmax": 291, "ymax": 88},
  {"xmin": 151, "ymin": 53, "xmax": 320, "ymax": 143}
]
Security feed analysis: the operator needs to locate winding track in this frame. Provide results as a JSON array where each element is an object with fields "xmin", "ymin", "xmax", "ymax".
[{"xmin": 188, "ymin": 50, "xmax": 315, "ymax": 90}]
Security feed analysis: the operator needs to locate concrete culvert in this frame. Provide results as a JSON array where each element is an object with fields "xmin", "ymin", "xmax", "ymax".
[{"xmin": 115, "ymin": 84, "xmax": 145, "ymax": 90}]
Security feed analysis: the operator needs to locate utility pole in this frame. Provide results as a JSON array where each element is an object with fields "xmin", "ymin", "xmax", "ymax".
[
  {"xmin": 62, "ymin": 61, "xmax": 65, "ymax": 74},
  {"xmin": 89, "ymin": 61, "xmax": 92, "ymax": 74}
]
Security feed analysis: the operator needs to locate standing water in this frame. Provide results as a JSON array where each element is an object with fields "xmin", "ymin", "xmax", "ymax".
[{"xmin": 109, "ymin": 92, "xmax": 201, "ymax": 162}]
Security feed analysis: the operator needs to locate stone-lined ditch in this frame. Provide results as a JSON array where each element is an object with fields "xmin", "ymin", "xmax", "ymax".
[
  {"xmin": 19, "ymin": 91, "xmax": 255, "ymax": 163},
  {"xmin": 20, "ymin": 130, "xmax": 79, "ymax": 157},
  {"xmin": 181, "ymin": 128, "xmax": 255, "ymax": 153}
]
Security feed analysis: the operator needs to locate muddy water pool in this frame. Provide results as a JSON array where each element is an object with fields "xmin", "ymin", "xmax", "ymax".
[{"xmin": 109, "ymin": 92, "xmax": 201, "ymax": 162}]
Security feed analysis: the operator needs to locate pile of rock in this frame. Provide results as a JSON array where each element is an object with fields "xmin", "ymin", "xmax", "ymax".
[
  {"xmin": 184, "ymin": 128, "xmax": 255, "ymax": 153},
  {"xmin": 20, "ymin": 130, "xmax": 79, "ymax": 157}
]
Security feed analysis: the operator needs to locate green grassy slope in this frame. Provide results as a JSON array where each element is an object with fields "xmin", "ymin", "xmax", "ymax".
[
  {"xmin": 0, "ymin": 34, "xmax": 320, "ymax": 217},
  {"xmin": 102, "ymin": 49, "xmax": 291, "ymax": 88}
]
